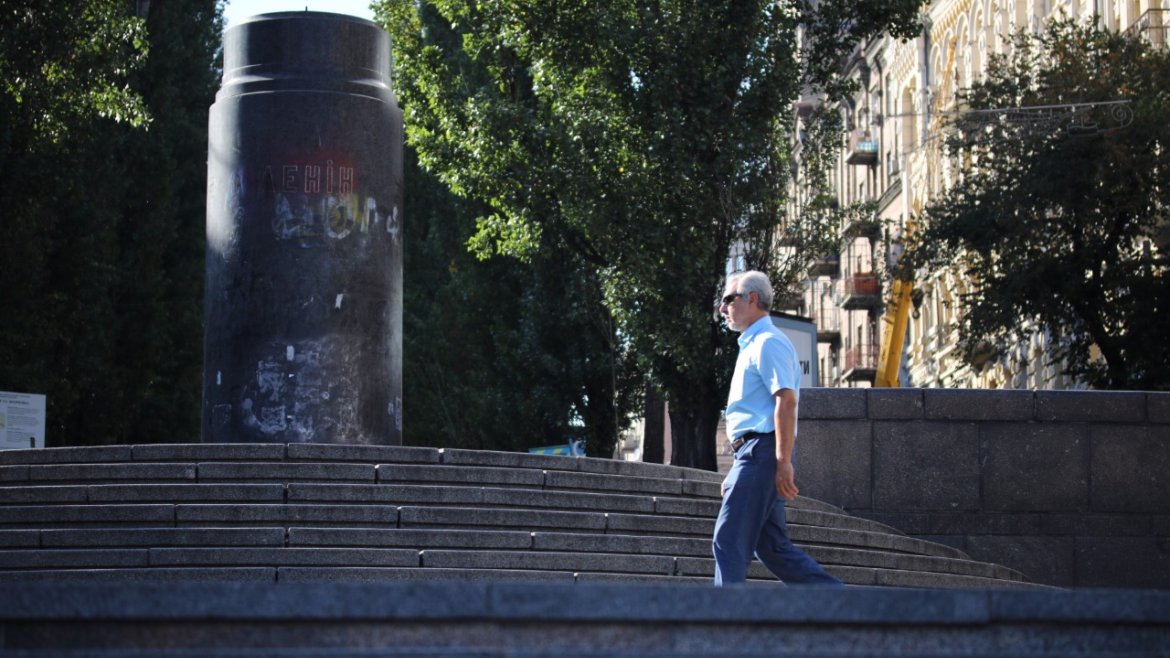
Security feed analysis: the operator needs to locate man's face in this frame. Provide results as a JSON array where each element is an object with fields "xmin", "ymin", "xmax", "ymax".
[{"xmin": 719, "ymin": 285, "xmax": 753, "ymax": 332}]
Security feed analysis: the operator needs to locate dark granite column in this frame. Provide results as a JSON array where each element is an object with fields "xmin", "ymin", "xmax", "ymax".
[{"xmin": 203, "ymin": 12, "xmax": 403, "ymax": 445}]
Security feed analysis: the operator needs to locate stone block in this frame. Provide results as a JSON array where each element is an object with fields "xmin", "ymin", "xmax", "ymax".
[
  {"xmin": 861, "ymin": 511, "xmax": 1046, "ymax": 537},
  {"xmin": 1075, "ymin": 536, "xmax": 1170, "ymax": 588},
  {"xmin": 399, "ymin": 506, "xmax": 606, "ymax": 532},
  {"xmin": 0, "ymin": 466, "xmax": 29, "ymax": 482},
  {"xmin": 786, "ymin": 508, "xmax": 889, "ymax": 534},
  {"xmin": 28, "ymin": 463, "xmax": 196, "ymax": 482},
  {"xmin": 673, "ymin": 556, "xmax": 716, "ymax": 578},
  {"xmin": 677, "ymin": 467, "xmax": 724, "ymax": 484},
  {"xmin": 175, "ymin": 504, "xmax": 398, "ymax": 526},
  {"xmin": 420, "ymin": 549, "xmax": 675, "ymax": 576},
  {"xmin": 0, "ymin": 485, "xmax": 87, "ymax": 504},
  {"xmin": 1090, "ymin": 424, "xmax": 1170, "ymax": 513},
  {"xmin": 1153, "ymin": 516, "xmax": 1170, "ymax": 535},
  {"xmin": 0, "ymin": 504, "xmax": 174, "ymax": 527},
  {"xmin": 873, "ymin": 569, "xmax": 1015, "ymax": 589},
  {"xmin": 868, "ymin": 388, "xmax": 925, "ymax": 419},
  {"xmin": 924, "ymin": 389, "xmax": 1034, "ymax": 421},
  {"xmin": 980, "ymin": 423, "xmax": 1089, "ymax": 512},
  {"xmin": 148, "ymin": 547, "xmax": 420, "ymax": 568},
  {"xmin": 87, "ymin": 483, "xmax": 286, "ymax": 503},
  {"xmin": 991, "ymin": 588, "xmax": 1170, "ymax": 622},
  {"xmin": 531, "ymin": 531, "xmax": 707, "ymax": 557},
  {"xmin": 790, "ymin": 496, "xmax": 847, "ymax": 515},
  {"xmin": 440, "ymin": 448, "xmax": 577, "ymax": 471},
  {"xmin": 131, "ymin": 444, "xmax": 285, "ymax": 462},
  {"xmin": 1035, "ymin": 390, "xmax": 1147, "ymax": 423},
  {"xmin": 287, "ymin": 443, "xmax": 441, "ymax": 464},
  {"xmin": 0, "ymin": 446, "xmax": 131, "ymax": 465},
  {"xmin": 605, "ymin": 513, "xmax": 712, "ymax": 537},
  {"xmin": 288, "ymin": 483, "xmax": 485, "ymax": 506},
  {"xmin": 289, "ymin": 527, "xmax": 533, "ymax": 550},
  {"xmin": 792, "ymin": 420, "xmax": 872, "ymax": 511},
  {"xmin": 680, "ymin": 480, "xmax": 721, "ymax": 497},
  {"xmin": 653, "ymin": 497, "xmax": 719, "ymax": 518},
  {"xmin": 872, "ymin": 421, "xmax": 980, "ymax": 512},
  {"xmin": 279, "ymin": 566, "xmax": 574, "ymax": 584},
  {"xmin": 0, "ymin": 548, "xmax": 149, "ymax": 569},
  {"xmin": 41, "ymin": 528, "xmax": 286, "ymax": 548},
  {"xmin": 798, "ymin": 388, "xmax": 866, "ymax": 419},
  {"xmin": 1149, "ymin": 392, "xmax": 1170, "ymax": 424},
  {"xmin": 481, "ymin": 487, "xmax": 654, "ymax": 514},
  {"xmin": 903, "ymin": 533, "xmax": 968, "ymax": 552},
  {"xmin": 197, "ymin": 462, "xmax": 375, "ymax": 482},
  {"xmin": 965, "ymin": 535, "xmax": 1076, "ymax": 587},
  {"xmin": 575, "ymin": 572, "xmax": 712, "ymax": 586},
  {"xmin": 1038, "ymin": 513, "xmax": 1151, "ymax": 537},
  {"xmin": 378, "ymin": 463, "xmax": 543, "ymax": 488},
  {"xmin": 544, "ymin": 470, "xmax": 681, "ymax": 496},
  {"xmin": 0, "ymin": 530, "xmax": 39, "ymax": 548},
  {"xmin": 575, "ymin": 457, "xmax": 682, "ymax": 480},
  {"xmin": 0, "ymin": 567, "xmax": 277, "ymax": 583}
]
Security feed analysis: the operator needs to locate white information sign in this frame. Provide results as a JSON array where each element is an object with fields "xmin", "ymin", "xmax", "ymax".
[
  {"xmin": 770, "ymin": 312, "xmax": 818, "ymax": 389},
  {"xmin": 0, "ymin": 391, "xmax": 46, "ymax": 450}
]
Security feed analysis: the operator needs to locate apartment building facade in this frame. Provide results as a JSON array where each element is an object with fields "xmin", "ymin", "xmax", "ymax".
[{"xmin": 786, "ymin": 0, "xmax": 1168, "ymax": 389}]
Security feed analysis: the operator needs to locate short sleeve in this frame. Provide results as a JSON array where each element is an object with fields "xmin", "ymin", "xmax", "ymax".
[{"xmin": 756, "ymin": 333, "xmax": 800, "ymax": 395}]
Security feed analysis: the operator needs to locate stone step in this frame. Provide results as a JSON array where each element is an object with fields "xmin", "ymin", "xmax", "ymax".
[
  {"xmin": 0, "ymin": 444, "xmax": 1028, "ymax": 589},
  {"xmin": 0, "ymin": 482, "xmax": 916, "ymax": 555},
  {"xmin": 0, "ymin": 501, "xmax": 940, "ymax": 562},
  {"xmin": 0, "ymin": 536, "xmax": 1024, "ymax": 584},
  {"xmin": 7, "ymin": 524, "xmax": 966, "ymax": 567},
  {"xmin": 1, "ymin": 582, "xmax": 1162, "ymax": 656}
]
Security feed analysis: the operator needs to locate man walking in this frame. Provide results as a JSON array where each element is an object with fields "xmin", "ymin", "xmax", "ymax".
[{"xmin": 712, "ymin": 270, "xmax": 842, "ymax": 587}]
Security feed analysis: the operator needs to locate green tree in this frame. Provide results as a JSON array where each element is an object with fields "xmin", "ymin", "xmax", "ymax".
[
  {"xmin": 403, "ymin": 146, "xmax": 640, "ymax": 456},
  {"xmin": 911, "ymin": 19, "xmax": 1170, "ymax": 390},
  {"xmin": 379, "ymin": 0, "xmax": 924, "ymax": 468},
  {"xmin": 0, "ymin": 0, "xmax": 223, "ymax": 445}
]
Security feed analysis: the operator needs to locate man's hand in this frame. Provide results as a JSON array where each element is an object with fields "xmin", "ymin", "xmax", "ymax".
[{"xmin": 775, "ymin": 460, "xmax": 798, "ymax": 501}]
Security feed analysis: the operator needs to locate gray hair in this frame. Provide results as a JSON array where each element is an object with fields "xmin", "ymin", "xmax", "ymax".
[{"xmin": 726, "ymin": 270, "xmax": 773, "ymax": 310}]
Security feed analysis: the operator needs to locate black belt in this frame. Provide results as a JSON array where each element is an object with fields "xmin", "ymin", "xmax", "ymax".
[{"xmin": 729, "ymin": 430, "xmax": 771, "ymax": 452}]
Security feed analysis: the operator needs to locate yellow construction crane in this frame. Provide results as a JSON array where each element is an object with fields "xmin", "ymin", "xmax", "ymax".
[{"xmin": 874, "ymin": 35, "xmax": 957, "ymax": 387}]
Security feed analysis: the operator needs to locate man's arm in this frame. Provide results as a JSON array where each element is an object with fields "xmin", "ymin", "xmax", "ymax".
[{"xmin": 772, "ymin": 388, "xmax": 799, "ymax": 501}]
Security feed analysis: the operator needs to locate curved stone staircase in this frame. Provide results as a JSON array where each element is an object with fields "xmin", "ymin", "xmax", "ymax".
[{"xmin": 0, "ymin": 443, "xmax": 1034, "ymax": 588}]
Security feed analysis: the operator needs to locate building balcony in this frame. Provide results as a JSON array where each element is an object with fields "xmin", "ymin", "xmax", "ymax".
[
  {"xmin": 774, "ymin": 289, "xmax": 805, "ymax": 312},
  {"xmin": 841, "ymin": 273, "xmax": 881, "ymax": 309},
  {"xmin": 808, "ymin": 254, "xmax": 840, "ymax": 277},
  {"xmin": 1127, "ymin": 9, "xmax": 1167, "ymax": 48},
  {"xmin": 794, "ymin": 91, "xmax": 826, "ymax": 118},
  {"xmin": 846, "ymin": 129, "xmax": 879, "ymax": 166},
  {"xmin": 842, "ymin": 216, "xmax": 883, "ymax": 240},
  {"xmin": 813, "ymin": 308, "xmax": 841, "ymax": 343},
  {"xmin": 842, "ymin": 343, "xmax": 878, "ymax": 382}
]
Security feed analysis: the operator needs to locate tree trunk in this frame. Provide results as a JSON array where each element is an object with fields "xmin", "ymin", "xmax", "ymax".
[
  {"xmin": 668, "ymin": 400, "xmax": 719, "ymax": 472},
  {"xmin": 641, "ymin": 386, "xmax": 665, "ymax": 464}
]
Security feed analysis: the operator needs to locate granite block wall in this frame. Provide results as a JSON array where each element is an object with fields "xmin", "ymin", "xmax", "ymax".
[{"xmin": 797, "ymin": 388, "xmax": 1170, "ymax": 588}]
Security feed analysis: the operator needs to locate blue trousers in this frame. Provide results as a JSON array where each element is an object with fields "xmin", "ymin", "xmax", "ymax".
[{"xmin": 712, "ymin": 436, "xmax": 843, "ymax": 586}]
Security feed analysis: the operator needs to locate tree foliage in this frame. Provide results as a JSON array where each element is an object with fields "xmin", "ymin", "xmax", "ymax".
[
  {"xmin": 378, "ymin": 0, "xmax": 925, "ymax": 468},
  {"xmin": 911, "ymin": 19, "xmax": 1170, "ymax": 390},
  {"xmin": 0, "ymin": 0, "xmax": 224, "ymax": 445},
  {"xmin": 402, "ymin": 146, "xmax": 641, "ymax": 457}
]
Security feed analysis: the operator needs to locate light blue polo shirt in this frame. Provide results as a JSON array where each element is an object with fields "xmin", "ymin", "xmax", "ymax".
[{"xmin": 724, "ymin": 315, "xmax": 801, "ymax": 440}]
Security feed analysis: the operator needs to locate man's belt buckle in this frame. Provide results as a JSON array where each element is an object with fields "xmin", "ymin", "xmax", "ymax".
[{"xmin": 730, "ymin": 431, "xmax": 766, "ymax": 453}]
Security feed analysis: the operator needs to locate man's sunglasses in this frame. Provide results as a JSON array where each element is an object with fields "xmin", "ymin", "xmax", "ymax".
[{"xmin": 720, "ymin": 292, "xmax": 744, "ymax": 306}]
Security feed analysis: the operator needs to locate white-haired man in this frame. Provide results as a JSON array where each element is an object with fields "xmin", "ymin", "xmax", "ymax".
[{"xmin": 713, "ymin": 270, "xmax": 842, "ymax": 586}]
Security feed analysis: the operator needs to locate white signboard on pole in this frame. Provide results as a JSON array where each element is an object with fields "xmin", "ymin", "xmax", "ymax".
[
  {"xmin": 0, "ymin": 391, "xmax": 46, "ymax": 450},
  {"xmin": 770, "ymin": 312, "xmax": 818, "ymax": 389}
]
